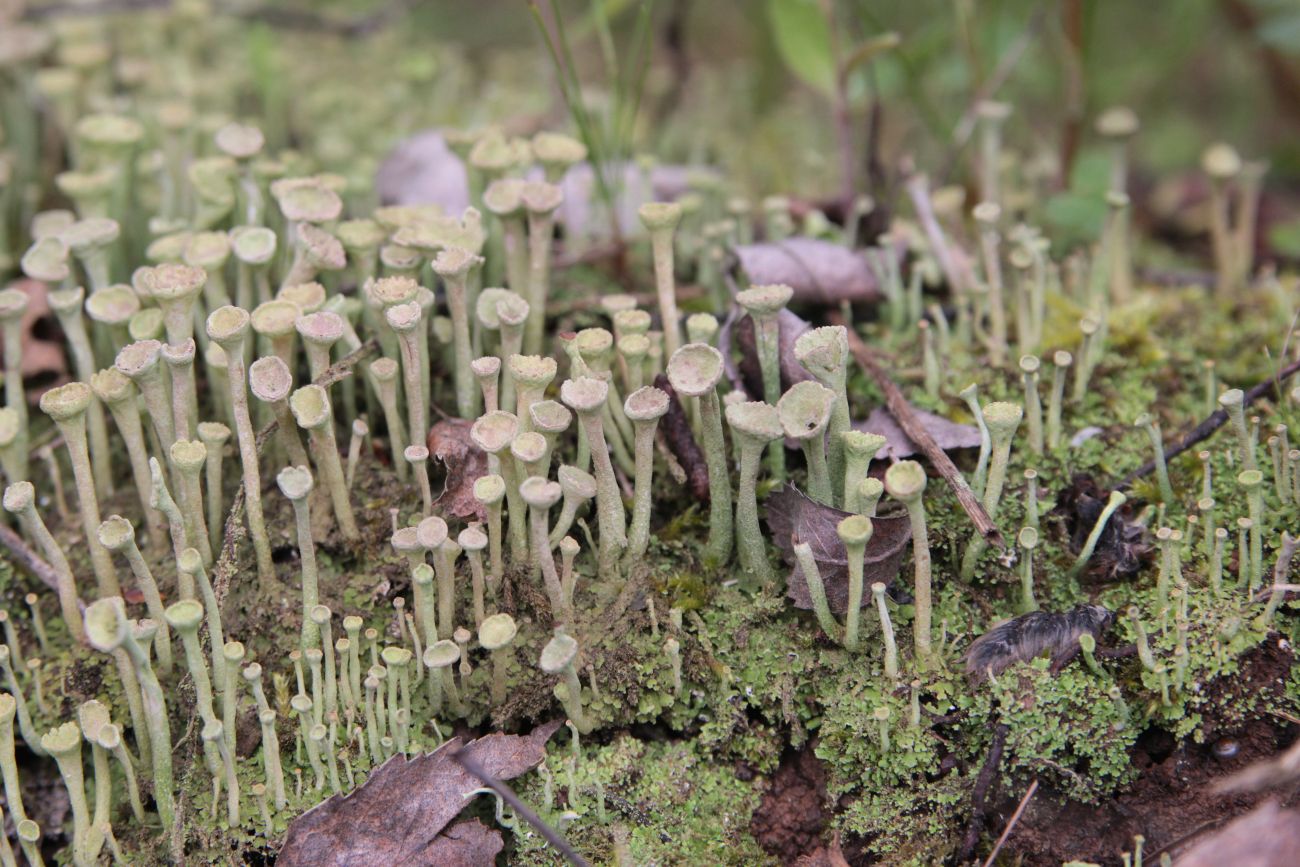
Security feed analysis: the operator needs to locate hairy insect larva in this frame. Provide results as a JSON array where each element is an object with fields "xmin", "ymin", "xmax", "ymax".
[{"xmin": 964, "ymin": 604, "xmax": 1114, "ymax": 681}]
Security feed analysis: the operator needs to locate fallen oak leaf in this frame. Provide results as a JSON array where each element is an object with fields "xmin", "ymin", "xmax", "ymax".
[
  {"xmin": 278, "ymin": 720, "xmax": 561, "ymax": 867},
  {"xmin": 767, "ymin": 485, "xmax": 911, "ymax": 615},
  {"xmin": 854, "ymin": 406, "xmax": 981, "ymax": 459},
  {"xmin": 733, "ymin": 238, "xmax": 884, "ymax": 305},
  {"xmin": 428, "ymin": 416, "xmax": 488, "ymax": 521}
]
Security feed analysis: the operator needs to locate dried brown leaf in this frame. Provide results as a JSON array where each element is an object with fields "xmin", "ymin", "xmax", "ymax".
[
  {"xmin": 278, "ymin": 721, "xmax": 561, "ymax": 867},
  {"xmin": 733, "ymin": 239, "xmax": 883, "ymax": 305},
  {"xmin": 1, "ymin": 279, "xmax": 69, "ymax": 402},
  {"xmin": 766, "ymin": 486, "xmax": 911, "ymax": 615},
  {"xmin": 1176, "ymin": 800, "xmax": 1300, "ymax": 867},
  {"xmin": 420, "ymin": 819, "xmax": 504, "ymax": 867},
  {"xmin": 428, "ymin": 417, "xmax": 488, "ymax": 522},
  {"xmin": 853, "ymin": 406, "xmax": 981, "ymax": 459}
]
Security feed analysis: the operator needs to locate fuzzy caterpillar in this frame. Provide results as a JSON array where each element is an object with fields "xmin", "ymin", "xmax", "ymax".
[{"xmin": 964, "ymin": 604, "xmax": 1113, "ymax": 681}]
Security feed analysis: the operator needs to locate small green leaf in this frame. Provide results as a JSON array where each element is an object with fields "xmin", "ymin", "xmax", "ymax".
[
  {"xmin": 841, "ymin": 32, "xmax": 901, "ymax": 77},
  {"xmin": 766, "ymin": 0, "xmax": 836, "ymax": 94}
]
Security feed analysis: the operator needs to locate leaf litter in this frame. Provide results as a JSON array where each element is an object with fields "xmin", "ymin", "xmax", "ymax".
[
  {"xmin": 767, "ymin": 485, "xmax": 911, "ymax": 615},
  {"xmin": 279, "ymin": 720, "xmax": 562, "ymax": 867}
]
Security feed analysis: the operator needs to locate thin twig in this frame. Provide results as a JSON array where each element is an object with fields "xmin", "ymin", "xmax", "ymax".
[
  {"xmin": 960, "ymin": 723, "xmax": 1010, "ymax": 861},
  {"xmin": 1268, "ymin": 708, "xmax": 1300, "ymax": 726},
  {"xmin": 833, "ymin": 312, "xmax": 1003, "ymax": 545},
  {"xmin": 0, "ymin": 523, "xmax": 73, "ymax": 603},
  {"xmin": 904, "ymin": 170, "xmax": 977, "ymax": 299},
  {"xmin": 452, "ymin": 745, "xmax": 590, "ymax": 867},
  {"xmin": 1120, "ymin": 355, "xmax": 1300, "ymax": 487},
  {"xmin": 980, "ymin": 779, "xmax": 1038, "ymax": 867}
]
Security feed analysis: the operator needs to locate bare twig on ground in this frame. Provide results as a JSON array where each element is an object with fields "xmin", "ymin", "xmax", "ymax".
[
  {"xmin": 0, "ymin": 522, "xmax": 72, "ymax": 603},
  {"xmin": 833, "ymin": 313, "xmax": 1003, "ymax": 545},
  {"xmin": 1120, "ymin": 355, "xmax": 1300, "ymax": 488},
  {"xmin": 960, "ymin": 722, "xmax": 1010, "ymax": 861},
  {"xmin": 980, "ymin": 779, "xmax": 1039, "ymax": 867}
]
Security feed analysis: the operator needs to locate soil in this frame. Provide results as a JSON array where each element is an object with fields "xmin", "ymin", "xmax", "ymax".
[
  {"xmin": 752, "ymin": 746, "xmax": 830, "ymax": 863},
  {"xmin": 740, "ymin": 639, "xmax": 1298, "ymax": 866},
  {"xmin": 1000, "ymin": 636, "xmax": 1299, "ymax": 865}
]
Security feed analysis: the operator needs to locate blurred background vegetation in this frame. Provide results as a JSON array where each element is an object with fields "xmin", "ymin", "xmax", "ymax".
[
  {"xmin": 400, "ymin": 0, "xmax": 1300, "ymax": 189},
  {"xmin": 19, "ymin": 0, "xmax": 1300, "ymax": 255}
]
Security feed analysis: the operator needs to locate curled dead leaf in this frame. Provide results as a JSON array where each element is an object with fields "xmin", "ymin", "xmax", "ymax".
[
  {"xmin": 732, "ymin": 238, "xmax": 883, "ymax": 305},
  {"xmin": 428, "ymin": 416, "xmax": 488, "ymax": 522},
  {"xmin": 767, "ymin": 485, "xmax": 911, "ymax": 615},
  {"xmin": 278, "ymin": 721, "xmax": 561, "ymax": 867}
]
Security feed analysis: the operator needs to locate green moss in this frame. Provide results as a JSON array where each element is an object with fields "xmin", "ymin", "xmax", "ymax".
[
  {"xmin": 969, "ymin": 657, "xmax": 1135, "ymax": 801},
  {"xmin": 512, "ymin": 734, "xmax": 772, "ymax": 866}
]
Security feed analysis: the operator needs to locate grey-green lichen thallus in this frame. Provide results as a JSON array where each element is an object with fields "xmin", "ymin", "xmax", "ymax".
[
  {"xmin": 206, "ymin": 305, "xmax": 274, "ymax": 580},
  {"xmin": 667, "ymin": 344, "xmax": 732, "ymax": 566}
]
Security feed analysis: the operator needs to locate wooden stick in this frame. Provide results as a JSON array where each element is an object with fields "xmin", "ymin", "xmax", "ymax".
[
  {"xmin": 959, "ymin": 722, "xmax": 1009, "ymax": 861},
  {"xmin": 453, "ymin": 745, "xmax": 590, "ymax": 867},
  {"xmin": 833, "ymin": 313, "xmax": 1003, "ymax": 546},
  {"xmin": 980, "ymin": 779, "xmax": 1038, "ymax": 867},
  {"xmin": 0, "ymin": 523, "xmax": 71, "ymax": 603}
]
